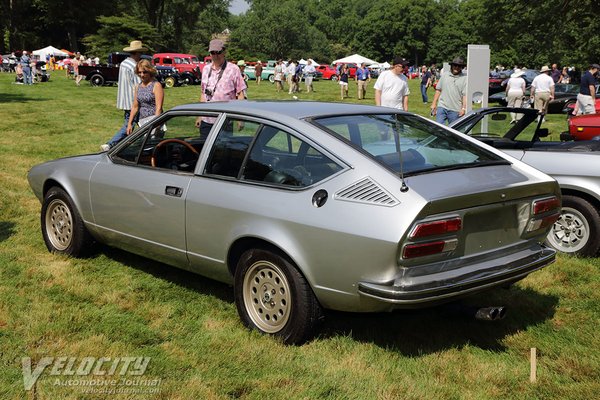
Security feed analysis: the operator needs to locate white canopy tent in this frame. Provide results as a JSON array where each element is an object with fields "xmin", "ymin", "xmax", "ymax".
[
  {"xmin": 32, "ymin": 46, "xmax": 68, "ymax": 59},
  {"xmin": 298, "ymin": 58, "xmax": 320, "ymax": 66},
  {"xmin": 370, "ymin": 61, "xmax": 391, "ymax": 70},
  {"xmin": 332, "ymin": 54, "xmax": 378, "ymax": 65}
]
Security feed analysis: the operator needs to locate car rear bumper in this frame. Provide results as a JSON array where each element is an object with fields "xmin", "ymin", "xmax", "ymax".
[{"xmin": 357, "ymin": 245, "xmax": 555, "ymax": 307}]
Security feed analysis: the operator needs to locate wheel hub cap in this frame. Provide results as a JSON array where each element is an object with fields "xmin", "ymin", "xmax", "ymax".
[
  {"xmin": 243, "ymin": 261, "xmax": 291, "ymax": 333},
  {"xmin": 45, "ymin": 199, "xmax": 73, "ymax": 251}
]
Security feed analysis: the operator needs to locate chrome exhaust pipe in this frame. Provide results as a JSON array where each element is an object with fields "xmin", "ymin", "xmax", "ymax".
[
  {"xmin": 442, "ymin": 304, "xmax": 507, "ymax": 321},
  {"xmin": 474, "ymin": 306, "xmax": 506, "ymax": 321}
]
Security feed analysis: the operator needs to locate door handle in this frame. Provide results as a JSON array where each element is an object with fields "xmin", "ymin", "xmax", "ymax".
[{"xmin": 165, "ymin": 186, "xmax": 183, "ymax": 197}]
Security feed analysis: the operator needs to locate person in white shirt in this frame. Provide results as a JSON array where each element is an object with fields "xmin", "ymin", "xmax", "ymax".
[
  {"xmin": 374, "ymin": 56, "xmax": 410, "ymax": 111},
  {"xmin": 286, "ymin": 60, "xmax": 296, "ymax": 94},
  {"xmin": 506, "ymin": 69, "xmax": 526, "ymax": 123},
  {"xmin": 303, "ymin": 59, "xmax": 316, "ymax": 93},
  {"xmin": 530, "ymin": 66, "xmax": 555, "ymax": 119}
]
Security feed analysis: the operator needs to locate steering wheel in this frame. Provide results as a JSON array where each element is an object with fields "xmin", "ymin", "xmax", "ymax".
[{"xmin": 151, "ymin": 139, "xmax": 199, "ymax": 168}]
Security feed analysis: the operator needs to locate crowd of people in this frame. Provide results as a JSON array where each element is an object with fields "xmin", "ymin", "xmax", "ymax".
[{"xmin": 6, "ymin": 38, "xmax": 596, "ymax": 149}]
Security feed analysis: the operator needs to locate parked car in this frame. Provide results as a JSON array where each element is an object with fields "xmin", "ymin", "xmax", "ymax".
[
  {"xmin": 316, "ymin": 64, "xmax": 338, "ymax": 80},
  {"xmin": 153, "ymin": 53, "xmax": 202, "ymax": 85},
  {"xmin": 562, "ymin": 112, "xmax": 600, "ymax": 141},
  {"xmin": 155, "ymin": 65, "xmax": 182, "ymax": 88},
  {"xmin": 451, "ymin": 107, "xmax": 600, "ymax": 256},
  {"xmin": 489, "ymin": 69, "xmax": 540, "ymax": 95},
  {"xmin": 333, "ymin": 62, "xmax": 358, "ymax": 78},
  {"xmin": 29, "ymin": 101, "xmax": 559, "ymax": 344},
  {"xmin": 489, "ymin": 84, "xmax": 585, "ymax": 114},
  {"xmin": 243, "ymin": 63, "xmax": 276, "ymax": 82},
  {"xmin": 79, "ymin": 52, "xmax": 131, "ymax": 86}
]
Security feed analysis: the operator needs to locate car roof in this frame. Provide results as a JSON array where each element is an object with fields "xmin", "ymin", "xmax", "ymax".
[{"xmin": 170, "ymin": 101, "xmax": 406, "ymax": 120}]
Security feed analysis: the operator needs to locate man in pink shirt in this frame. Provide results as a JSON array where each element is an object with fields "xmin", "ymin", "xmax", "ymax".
[{"xmin": 196, "ymin": 39, "xmax": 247, "ymax": 138}]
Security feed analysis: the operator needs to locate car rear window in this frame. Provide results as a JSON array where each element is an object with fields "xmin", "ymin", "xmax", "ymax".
[{"xmin": 313, "ymin": 114, "xmax": 507, "ymax": 175}]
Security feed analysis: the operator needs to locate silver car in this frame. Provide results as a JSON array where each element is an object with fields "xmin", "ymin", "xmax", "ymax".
[
  {"xmin": 28, "ymin": 101, "xmax": 560, "ymax": 344},
  {"xmin": 451, "ymin": 107, "xmax": 600, "ymax": 257}
]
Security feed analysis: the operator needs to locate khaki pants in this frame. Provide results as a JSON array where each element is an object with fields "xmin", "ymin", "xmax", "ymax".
[
  {"xmin": 534, "ymin": 92, "xmax": 550, "ymax": 114},
  {"xmin": 357, "ymin": 80, "xmax": 367, "ymax": 99},
  {"xmin": 286, "ymin": 74, "xmax": 294, "ymax": 93},
  {"xmin": 577, "ymin": 93, "xmax": 596, "ymax": 115},
  {"xmin": 506, "ymin": 92, "xmax": 523, "ymax": 121}
]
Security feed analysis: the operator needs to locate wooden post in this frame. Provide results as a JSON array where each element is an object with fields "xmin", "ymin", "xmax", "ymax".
[{"xmin": 530, "ymin": 347, "xmax": 537, "ymax": 383}]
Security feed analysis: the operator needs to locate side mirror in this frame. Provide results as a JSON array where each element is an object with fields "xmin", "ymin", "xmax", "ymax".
[
  {"xmin": 537, "ymin": 128, "xmax": 549, "ymax": 138},
  {"xmin": 491, "ymin": 113, "xmax": 507, "ymax": 121}
]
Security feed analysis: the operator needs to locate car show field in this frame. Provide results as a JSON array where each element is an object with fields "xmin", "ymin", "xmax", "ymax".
[{"xmin": 1, "ymin": 73, "xmax": 598, "ymax": 399}]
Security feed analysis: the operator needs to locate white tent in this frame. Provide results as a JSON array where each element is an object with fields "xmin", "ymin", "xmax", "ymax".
[
  {"xmin": 332, "ymin": 54, "xmax": 378, "ymax": 65},
  {"xmin": 298, "ymin": 58, "xmax": 320, "ymax": 66},
  {"xmin": 32, "ymin": 46, "xmax": 68, "ymax": 59}
]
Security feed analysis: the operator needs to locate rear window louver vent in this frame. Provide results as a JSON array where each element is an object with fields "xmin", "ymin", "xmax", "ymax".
[{"xmin": 335, "ymin": 177, "xmax": 399, "ymax": 206}]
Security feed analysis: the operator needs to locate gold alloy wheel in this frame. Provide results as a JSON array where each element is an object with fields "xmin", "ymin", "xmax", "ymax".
[
  {"xmin": 242, "ymin": 260, "xmax": 291, "ymax": 333},
  {"xmin": 45, "ymin": 199, "xmax": 73, "ymax": 251}
]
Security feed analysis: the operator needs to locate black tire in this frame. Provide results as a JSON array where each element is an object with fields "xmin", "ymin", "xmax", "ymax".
[
  {"xmin": 545, "ymin": 195, "xmax": 600, "ymax": 256},
  {"xmin": 41, "ymin": 187, "xmax": 94, "ymax": 257},
  {"xmin": 331, "ymin": 75, "xmax": 338, "ymax": 82},
  {"xmin": 268, "ymin": 74, "xmax": 275, "ymax": 83},
  {"xmin": 234, "ymin": 248, "xmax": 323, "ymax": 344},
  {"xmin": 164, "ymin": 76, "xmax": 176, "ymax": 88},
  {"xmin": 90, "ymin": 74, "xmax": 104, "ymax": 87}
]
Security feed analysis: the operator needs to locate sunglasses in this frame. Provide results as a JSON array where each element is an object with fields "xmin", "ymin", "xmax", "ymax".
[{"xmin": 210, "ymin": 50, "xmax": 224, "ymax": 55}]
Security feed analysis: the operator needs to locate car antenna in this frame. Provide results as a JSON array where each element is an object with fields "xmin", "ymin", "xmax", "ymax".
[{"xmin": 394, "ymin": 115, "xmax": 409, "ymax": 192}]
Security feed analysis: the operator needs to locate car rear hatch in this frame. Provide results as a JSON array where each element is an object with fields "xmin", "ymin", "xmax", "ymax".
[{"xmin": 358, "ymin": 165, "xmax": 560, "ymax": 306}]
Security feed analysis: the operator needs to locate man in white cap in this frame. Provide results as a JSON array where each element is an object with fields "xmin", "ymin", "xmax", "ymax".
[
  {"xmin": 195, "ymin": 38, "xmax": 246, "ymax": 138},
  {"xmin": 101, "ymin": 40, "xmax": 146, "ymax": 150},
  {"xmin": 530, "ymin": 65, "xmax": 555, "ymax": 119}
]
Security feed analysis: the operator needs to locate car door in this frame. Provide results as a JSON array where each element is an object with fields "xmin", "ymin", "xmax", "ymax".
[
  {"xmin": 184, "ymin": 115, "xmax": 343, "ymax": 283},
  {"xmin": 89, "ymin": 114, "xmax": 208, "ymax": 267}
]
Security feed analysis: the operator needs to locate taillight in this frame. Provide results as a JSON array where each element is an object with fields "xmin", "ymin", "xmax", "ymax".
[
  {"xmin": 533, "ymin": 197, "xmax": 560, "ymax": 215},
  {"xmin": 409, "ymin": 217, "xmax": 461, "ymax": 238},
  {"xmin": 403, "ymin": 239, "xmax": 458, "ymax": 259},
  {"xmin": 527, "ymin": 196, "xmax": 561, "ymax": 232},
  {"xmin": 403, "ymin": 216, "xmax": 462, "ymax": 259}
]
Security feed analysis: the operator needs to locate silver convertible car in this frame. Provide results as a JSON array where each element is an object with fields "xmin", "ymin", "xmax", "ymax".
[
  {"xmin": 29, "ymin": 101, "xmax": 560, "ymax": 344},
  {"xmin": 451, "ymin": 107, "xmax": 600, "ymax": 257}
]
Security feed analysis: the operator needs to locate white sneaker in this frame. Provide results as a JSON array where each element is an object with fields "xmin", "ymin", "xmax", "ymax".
[{"xmin": 100, "ymin": 144, "xmax": 110, "ymax": 151}]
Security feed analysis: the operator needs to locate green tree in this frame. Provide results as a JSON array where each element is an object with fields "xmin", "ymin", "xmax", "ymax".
[{"xmin": 81, "ymin": 14, "xmax": 159, "ymax": 60}]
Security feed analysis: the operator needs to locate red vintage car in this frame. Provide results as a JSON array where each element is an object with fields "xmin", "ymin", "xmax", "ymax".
[
  {"xmin": 563, "ymin": 113, "xmax": 600, "ymax": 141},
  {"xmin": 315, "ymin": 64, "xmax": 338, "ymax": 80}
]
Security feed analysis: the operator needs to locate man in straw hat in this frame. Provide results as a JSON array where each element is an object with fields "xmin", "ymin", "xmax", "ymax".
[
  {"xmin": 101, "ymin": 40, "xmax": 147, "ymax": 151},
  {"xmin": 530, "ymin": 65, "xmax": 555, "ymax": 120},
  {"xmin": 431, "ymin": 56, "xmax": 467, "ymax": 125}
]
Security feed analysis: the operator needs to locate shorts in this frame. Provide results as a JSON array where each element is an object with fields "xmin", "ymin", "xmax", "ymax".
[{"xmin": 339, "ymin": 81, "xmax": 348, "ymax": 86}]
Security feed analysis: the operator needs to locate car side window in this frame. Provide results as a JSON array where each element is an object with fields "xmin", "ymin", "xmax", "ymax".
[
  {"xmin": 242, "ymin": 125, "xmax": 342, "ymax": 187},
  {"xmin": 204, "ymin": 118, "xmax": 261, "ymax": 178},
  {"xmin": 112, "ymin": 115, "xmax": 207, "ymax": 173}
]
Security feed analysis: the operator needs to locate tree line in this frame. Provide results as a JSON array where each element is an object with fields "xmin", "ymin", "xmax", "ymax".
[{"xmin": 1, "ymin": 0, "xmax": 598, "ymax": 68}]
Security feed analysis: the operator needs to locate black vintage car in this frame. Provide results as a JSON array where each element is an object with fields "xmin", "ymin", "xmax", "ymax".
[{"xmin": 155, "ymin": 65, "xmax": 182, "ymax": 88}]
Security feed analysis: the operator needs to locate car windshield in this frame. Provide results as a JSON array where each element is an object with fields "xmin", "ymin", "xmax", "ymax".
[{"xmin": 313, "ymin": 114, "xmax": 506, "ymax": 175}]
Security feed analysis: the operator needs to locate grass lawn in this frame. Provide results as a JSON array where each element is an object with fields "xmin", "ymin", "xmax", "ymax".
[{"xmin": 0, "ymin": 72, "xmax": 599, "ymax": 399}]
